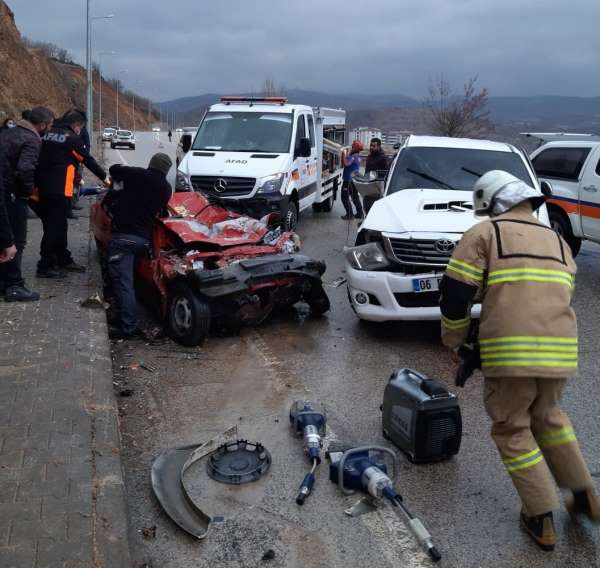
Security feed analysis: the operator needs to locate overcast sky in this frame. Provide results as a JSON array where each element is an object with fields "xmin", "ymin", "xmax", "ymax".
[{"xmin": 9, "ymin": 0, "xmax": 600, "ymax": 103}]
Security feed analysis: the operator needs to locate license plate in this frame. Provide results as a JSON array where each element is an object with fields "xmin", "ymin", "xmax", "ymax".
[{"xmin": 412, "ymin": 277, "xmax": 442, "ymax": 293}]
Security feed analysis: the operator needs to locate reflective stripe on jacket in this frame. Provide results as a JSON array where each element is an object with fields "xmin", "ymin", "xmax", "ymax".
[{"xmin": 440, "ymin": 202, "xmax": 578, "ymax": 379}]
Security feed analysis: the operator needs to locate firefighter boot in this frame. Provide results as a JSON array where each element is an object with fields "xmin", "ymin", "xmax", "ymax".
[
  {"xmin": 566, "ymin": 489, "xmax": 600, "ymax": 522},
  {"xmin": 520, "ymin": 511, "xmax": 556, "ymax": 551}
]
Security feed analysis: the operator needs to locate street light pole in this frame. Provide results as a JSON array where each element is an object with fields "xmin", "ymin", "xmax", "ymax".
[
  {"xmin": 85, "ymin": 0, "xmax": 91, "ymax": 136},
  {"xmin": 97, "ymin": 51, "xmax": 115, "ymax": 132},
  {"xmin": 115, "ymin": 69, "xmax": 127, "ymax": 128},
  {"xmin": 86, "ymin": 10, "xmax": 114, "ymax": 135}
]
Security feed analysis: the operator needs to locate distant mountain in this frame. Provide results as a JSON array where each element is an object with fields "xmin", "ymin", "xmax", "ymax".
[
  {"xmin": 156, "ymin": 89, "xmax": 419, "ymax": 115},
  {"xmin": 156, "ymin": 90, "xmax": 600, "ymax": 135}
]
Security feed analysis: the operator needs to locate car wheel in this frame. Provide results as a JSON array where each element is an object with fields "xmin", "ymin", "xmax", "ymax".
[
  {"xmin": 110, "ymin": 144, "xmax": 115, "ymax": 149},
  {"xmin": 167, "ymin": 282, "xmax": 211, "ymax": 346},
  {"xmin": 284, "ymin": 200, "xmax": 298, "ymax": 231},
  {"xmin": 549, "ymin": 207, "xmax": 581, "ymax": 257},
  {"xmin": 305, "ymin": 284, "xmax": 330, "ymax": 316},
  {"xmin": 131, "ymin": 145, "xmax": 135, "ymax": 150}
]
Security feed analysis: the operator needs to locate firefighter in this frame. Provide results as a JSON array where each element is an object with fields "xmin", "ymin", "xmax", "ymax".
[
  {"xmin": 440, "ymin": 170, "xmax": 600, "ymax": 551},
  {"xmin": 34, "ymin": 110, "xmax": 109, "ymax": 277}
]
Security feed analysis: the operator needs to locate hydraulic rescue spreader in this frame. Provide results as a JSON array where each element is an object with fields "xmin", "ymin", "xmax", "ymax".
[
  {"xmin": 328, "ymin": 445, "xmax": 441, "ymax": 563},
  {"xmin": 289, "ymin": 401, "xmax": 327, "ymax": 505}
]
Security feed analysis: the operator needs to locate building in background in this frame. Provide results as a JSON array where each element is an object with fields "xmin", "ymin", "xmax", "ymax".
[
  {"xmin": 381, "ymin": 131, "xmax": 412, "ymax": 146},
  {"xmin": 351, "ymin": 126, "xmax": 382, "ymax": 147}
]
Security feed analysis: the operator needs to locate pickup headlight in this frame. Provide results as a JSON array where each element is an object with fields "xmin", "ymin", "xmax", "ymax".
[
  {"xmin": 344, "ymin": 242, "xmax": 391, "ymax": 271},
  {"xmin": 175, "ymin": 170, "xmax": 192, "ymax": 192},
  {"xmin": 257, "ymin": 173, "xmax": 286, "ymax": 194}
]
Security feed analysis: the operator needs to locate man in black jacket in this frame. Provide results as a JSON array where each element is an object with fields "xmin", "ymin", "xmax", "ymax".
[
  {"xmin": 107, "ymin": 153, "xmax": 172, "ymax": 339},
  {"xmin": 34, "ymin": 109, "xmax": 108, "ymax": 278},
  {"xmin": 0, "ymin": 106, "xmax": 54, "ymax": 301},
  {"xmin": 0, "ymin": 149, "xmax": 17, "ymax": 265},
  {"xmin": 363, "ymin": 137, "xmax": 389, "ymax": 214}
]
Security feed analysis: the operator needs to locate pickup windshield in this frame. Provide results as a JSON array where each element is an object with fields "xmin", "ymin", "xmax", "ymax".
[
  {"xmin": 387, "ymin": 147, "xmax": 534, "ymax": 195},
  {"xmin": 193, "ymin": 112, "xmax": 293, "ymax": 153}
]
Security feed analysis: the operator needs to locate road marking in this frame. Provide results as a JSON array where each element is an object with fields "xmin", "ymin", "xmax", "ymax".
[{"xmin": 116, "ymin": 149, "xmax": 129, "ymax": 166}]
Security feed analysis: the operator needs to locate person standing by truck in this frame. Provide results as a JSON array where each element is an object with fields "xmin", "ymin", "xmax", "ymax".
[
  {"xmin": 363, "ymin": 137, "xmax": 389, "ymax": 214},
  {"xmin": 340, "ymin": 140, "xmax": 364, "ymax": 220},
  {"xmin": 440, "ymin": 170, "xmax": 600, "ymax": 551}
]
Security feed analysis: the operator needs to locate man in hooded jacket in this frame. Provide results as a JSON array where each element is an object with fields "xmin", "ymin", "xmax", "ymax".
[
  {"xmin": 440, "ymin": 170, "xmax": 600, "ymax": 551},
  {"xmin": 0, "ymin": 106, "xmax": 54, "ymax": 300}
]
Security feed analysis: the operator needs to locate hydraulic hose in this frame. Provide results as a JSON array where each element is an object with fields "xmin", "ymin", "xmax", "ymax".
[
  {"xmin": 392, "ymin": 495, "xmax": 441, "ymax": 563},
  {"xmin": 296, "ymin": 458, "xmax": 318, "ymax": 505}
]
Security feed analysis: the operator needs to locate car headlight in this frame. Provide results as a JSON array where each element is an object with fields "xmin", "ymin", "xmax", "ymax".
[
  {"xmin": 344, "ymin": 242, "xmax": 391, "ymax": 271},
  {"xmin": 257, "ymin": 173, "xmax": 286, "ymax": 194},
  {"xmin": 175, "ymin": 170, "xmax": 192, "ymax": 191}
]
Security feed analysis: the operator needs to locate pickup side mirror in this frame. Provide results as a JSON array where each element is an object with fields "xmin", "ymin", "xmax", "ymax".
[
  {"xmin": 540, "ymin": 180, "xmax": 553, "ymax": 198},
  {"xmin": 295, "ymin": 137, "xmax": 311, "ymax": 158},
  {"xmin": 181, "ymin": 134, "xmax": 192, "ymax": 153}
]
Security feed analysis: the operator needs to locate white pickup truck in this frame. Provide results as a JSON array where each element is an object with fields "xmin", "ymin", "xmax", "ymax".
[
  {"xmin": 345, "ymin": 135, "xmax": 549, "ymax": 322},
  {"xmin": 526, "ymin": 132, "xmax": 600, "ymax": 256},
  {"xmin": 175, "ymin": 96, "xmax": 346, "ymax": 230}
]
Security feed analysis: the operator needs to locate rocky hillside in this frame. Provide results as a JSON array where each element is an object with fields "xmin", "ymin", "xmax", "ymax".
[{"xmin": 0, "ymin": 0, "xmax": 156, "ymax": 131}]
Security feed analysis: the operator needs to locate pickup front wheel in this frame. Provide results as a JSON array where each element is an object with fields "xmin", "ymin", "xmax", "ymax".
[{"xmin": 549, "ymin": 207, "xmax": 581, "ymax": 257}]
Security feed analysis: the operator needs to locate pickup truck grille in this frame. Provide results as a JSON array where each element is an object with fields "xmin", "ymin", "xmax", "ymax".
[
  {"xmin": 385, "ymin": 237, "xmax": 456, "ymax": 268},
  {"xmin": 394, "ymin": 291, "xmax": 440, "ymax": 308},
  {"xmin": 191, "ymin": 176, "xmax": 256, "ymax": 197}
]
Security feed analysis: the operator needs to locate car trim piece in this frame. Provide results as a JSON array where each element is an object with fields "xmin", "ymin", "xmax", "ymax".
[{"xmin": 150, "ymin": 426, "xmax": 238, "ymax": 539}]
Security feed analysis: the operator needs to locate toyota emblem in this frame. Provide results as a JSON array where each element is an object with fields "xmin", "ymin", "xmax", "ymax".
[
  {"xmin": 214, "ymin": 178, "xmax": 228, "ymax": 193},
  {"xmin": 434, "ymin": 239, "xmax": 456, "ymax": 254}
]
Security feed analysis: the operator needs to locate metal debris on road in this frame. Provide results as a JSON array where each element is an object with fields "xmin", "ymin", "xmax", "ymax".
[
  {"xmin": 206, "ymin": 440, "xmax": 272, "ymax": 485},
  {"xmin": 326, "ymin": 276, "xmax": 347, "ymax": 288},
  {"xmin": 141, "ymin": 525, "xmax": 157, "ymax": 539},
  {"xmin": 150, "ymin": 425, "xmax": 238, "ymax": 539}
]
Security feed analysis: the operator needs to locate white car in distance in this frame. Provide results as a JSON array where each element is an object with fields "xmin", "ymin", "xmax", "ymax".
[{"xmin": 345, "ymin": 135, "xmax": 550, "ymax": 322}]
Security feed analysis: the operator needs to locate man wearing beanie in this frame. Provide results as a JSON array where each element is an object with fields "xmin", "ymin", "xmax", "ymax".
[{"xmin": 106, "ymin": 153, "xmax": 173, "ymax": 339}]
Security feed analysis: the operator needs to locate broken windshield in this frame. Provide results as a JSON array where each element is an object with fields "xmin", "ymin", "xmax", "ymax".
[
  {"xmin": 387, "ymin": 147, "xmax": 534, "ymax": 195},
  {"xmin": 193, "ymin": 111, "xmax": 293, "ymax": 153}
]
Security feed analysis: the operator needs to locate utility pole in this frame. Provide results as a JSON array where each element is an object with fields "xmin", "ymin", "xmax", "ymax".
[{"xmin": 85, "ymin": 0, "xmax": 91, "ymax": 136}]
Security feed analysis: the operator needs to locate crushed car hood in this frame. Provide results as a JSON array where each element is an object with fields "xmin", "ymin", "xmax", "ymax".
[
  {"xmin": 362, "ymin": 188, "xmax": 479, "ymax": 234},
  {"xmin": 162, "ymin": 192, "xmax": 270, "ymax": 246}
]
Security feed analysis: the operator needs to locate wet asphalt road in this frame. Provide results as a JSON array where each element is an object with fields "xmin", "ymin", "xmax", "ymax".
[{"xmin": 104, "ymin": 133, "xmax": 600, "ymax": 568}]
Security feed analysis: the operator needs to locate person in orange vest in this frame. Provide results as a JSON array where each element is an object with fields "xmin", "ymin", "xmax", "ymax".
[{"xmin": 34, "ymin": 110, "xmax": 109, "ymax": 278}]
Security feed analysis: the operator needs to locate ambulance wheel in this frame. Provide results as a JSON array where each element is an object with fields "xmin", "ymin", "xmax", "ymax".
[
  {"xmin": 306, "ymin": 285, "xmax": 330, "ymax": 316},
  {"xmin": 284, "ymin": 200, "xmax": 298, "ymax": 231},
  {"xmin": 167, "ymin": 282, "xmax": 211, "ymax": 346},
  {"xmin": 549, "ymin": 207, "xmax": 581, "ymax": 257},
  {"xmin": 313, "ymin": 196, "xmax": 333, "ymax": 213}
]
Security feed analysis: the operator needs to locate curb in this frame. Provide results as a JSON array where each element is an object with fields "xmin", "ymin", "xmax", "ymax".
[{"xmin": 85, "ymin": 214, "xmax": 132, "ymax": 567}]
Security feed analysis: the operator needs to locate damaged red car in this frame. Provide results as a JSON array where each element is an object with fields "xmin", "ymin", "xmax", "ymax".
[{"xmin": 91, "ymin": 191, "xmax": 330, "ymax": 345}]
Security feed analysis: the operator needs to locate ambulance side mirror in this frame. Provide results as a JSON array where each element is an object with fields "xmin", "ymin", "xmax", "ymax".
[{"xmin": 296, "ymin": 137, "xmax": 311, "ymax": 158}]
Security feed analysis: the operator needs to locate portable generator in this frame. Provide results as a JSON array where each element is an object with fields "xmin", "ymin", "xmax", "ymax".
[{"xmin": 382, "ymin": 368, "xmax": 462, "ymax": 463}]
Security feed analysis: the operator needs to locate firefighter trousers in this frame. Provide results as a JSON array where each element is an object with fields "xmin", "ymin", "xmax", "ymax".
[{"xmin": 483, "ymin": 376, "xmax": 594, "ymax": 516}]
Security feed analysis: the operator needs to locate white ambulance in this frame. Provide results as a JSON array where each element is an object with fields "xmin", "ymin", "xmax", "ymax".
[{"xmin": 175, "ymin": 96, "xmax": 346, "ymax": 230}]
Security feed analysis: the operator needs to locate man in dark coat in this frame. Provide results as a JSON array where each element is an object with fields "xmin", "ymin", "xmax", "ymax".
[
  {"xmin": 106, "ymin": 153, "xmax": 172, "ymax": 339},
  {"xmin": 0, "ymin": 106, "xmax": 54, "ymax": 301},
  {"xmin": 0, "ymin": 150, "xmax": 16, "ymax": 265},
  {"xmin": 363, "ymin": 137, "xmax": 389, "ymax": 215},
  {"xmin": 34, "ymin": 110, "xmax": 108, "ymax": 278}
]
